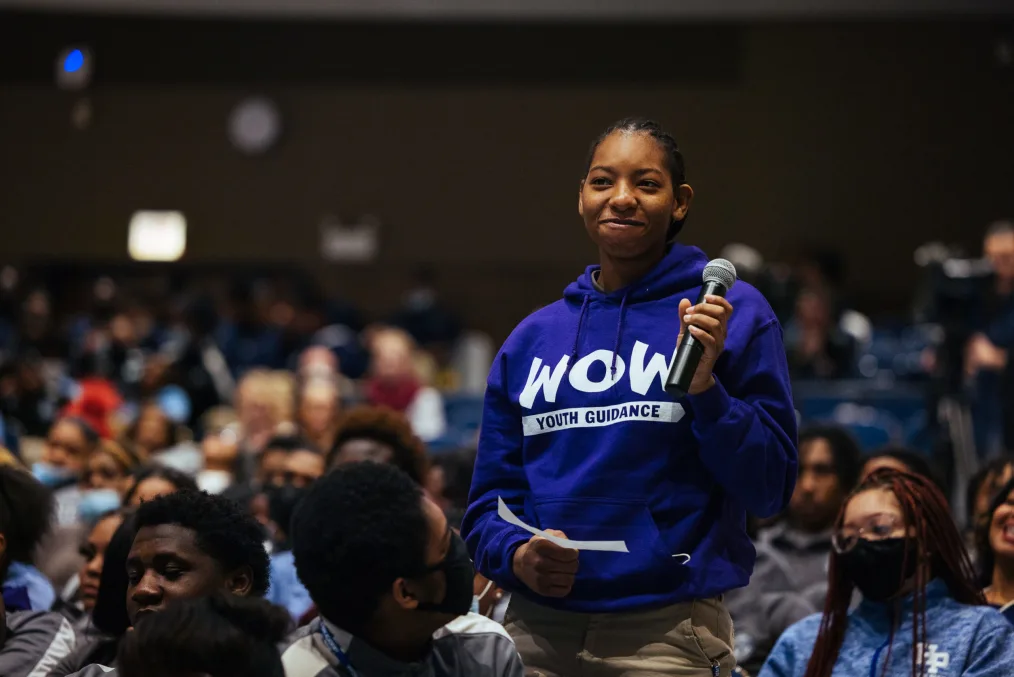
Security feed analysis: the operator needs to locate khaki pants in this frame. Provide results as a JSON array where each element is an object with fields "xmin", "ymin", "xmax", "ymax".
[{"xmin": 505, "ymin": 594, "xmax": 736, "ymax": 677}]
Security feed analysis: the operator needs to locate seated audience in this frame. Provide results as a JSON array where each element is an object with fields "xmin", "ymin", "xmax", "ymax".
[
  {"xmin": 297, "ymin": 345, "xmax": 357, "ymax": 400},
  {"xmin": 116, "ymin": 593, "xmax": 289, "ymax": 677},
  {"xmin": 761, "ymin": 469, "xmax": 1014, "ymax": 677},
  {"xmin": 236, "ymin": 370, "xmax": 294, "ymax": 456},
  {"xmin": 122, "ymin": 466, "xmax": 197, "ymax": 508},
  {"xmin": 198, "ymin": 422, "xmax": 240, "ymax": 495},
  {"xmin": 784, "ymin": 286, "xmax": 855, "ymax": 380},
  {"xmin": 297, "ymin": 376, "xmax": 341, "ymax": 455},
  {"xmin": 727, "ymin": 425, "xmax": 861, "ymax": 673},
  {"xmin": 53, "ymin": 511, "xmax": 126, "ymax": 633},
  {"xmin": 1, "ymin": 594, "xmax": 78, "ymax": 677},
  {"xmin": 965, "ymin": 220, "xmax": 1014, "ymax": 457},
  {"xmin": 428, "ymin": 448, "xmax": 476, "ymax": 527},
  {"xmin": 1, "ymin": 466, "xmax": 56, "ymax": 612},
  {"xmin": 35, "ymin": 417, "xmax": 99, "ymax": 523},
  {"xmin": 262, "ymin": 436, "xmax": 324, "ymax": 490},
  {"xmin": 78, "ymin": 441, "xmax": 138, "ymax": 524},
  {"xmin": 327, "ymin": 406, "xmax": 429, "ymax": 485},
  {"xmin": 363, "ymin": 328, "xmax": 446, "ymax": 443},
  {"xmin": 297, "ymin": 345, "xmax": 339, "ymax": 380},
  {"xmin": 122, "ymin": 402, "xmax": 179, "ymax": 460},
  {"xmin": 258, "ymin": 434, "xmax": 302, "ymax": 487},
  {"xmin": 860, "ymin": 445, "xmax": 944, "ymax": 493},
  {"xmin": 60, "ymin": 490, "xmax": 271, "ymax": 676},
  {"xmin": 282, "ymin": 462, "xmax": 522, "ymax": 676},
  {"xmin": 125, "ymin": 490, "xmax": 270, "ymax": 623},
  {"xmin": 265, "ymin": 468, "xmax": 316, "ymax": 620},
  {"xmin": 968, "ymin": 457, "xmax": 1014, "ymax": 530},
  {"xmin": 283, "ymin": 444, "xmax": 324, "ymax": 489},
  {"xmin": 977, "ymin": 475, "xmax": 1014, "ymax": 623},
  {"xmin": 51, "ymin": 514, "xmax": 138, "ymax": 674}
]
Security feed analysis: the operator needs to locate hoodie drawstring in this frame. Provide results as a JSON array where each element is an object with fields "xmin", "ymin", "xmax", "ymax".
[
  {"xmin": 610, "ymin": 293, "xmax": 628, "ymax": 376},
  {"xmin": 569, "ymin": 295, "xmax": 590, "ymax": 371}
]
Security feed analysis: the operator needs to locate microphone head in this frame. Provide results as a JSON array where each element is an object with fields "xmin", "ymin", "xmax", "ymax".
[{"xmin": 703, "ymin": 258, "xmax": 737, "ymax": 291}]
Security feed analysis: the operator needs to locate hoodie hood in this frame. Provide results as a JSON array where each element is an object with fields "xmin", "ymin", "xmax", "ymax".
[
  {"xmin": 564, "ymin": 243, "xmax": 710, "ymax": 305},
  {"xmin": 563, "ymin": 244, "xmax": 711, "ymax": 375}
]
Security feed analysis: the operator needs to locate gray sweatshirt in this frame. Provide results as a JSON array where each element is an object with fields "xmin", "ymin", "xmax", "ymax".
[
  {"xmin": 280, "ymin": 614, "xmax": 524, "ymax": 677},
  {"xmin": 725, "ymin": 522, "xmax": 832, "ymax": 673},
  {"xmin": 1, "ymin": 611, "xmax": 77, "ymax": 677}
]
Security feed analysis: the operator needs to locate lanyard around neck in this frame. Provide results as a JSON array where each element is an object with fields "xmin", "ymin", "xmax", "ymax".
[{"xmin": 319, "ymin": 621, "xmax": 359, "ymax": 677}]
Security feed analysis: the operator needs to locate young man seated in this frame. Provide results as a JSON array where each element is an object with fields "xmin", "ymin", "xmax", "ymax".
[
  {"xmin": 281, "ymin": 462, "xmax": 523, "ymax": 677},
  {"xmin": 65, "ymin": 490, "xmax": 272, "ymax": 676}
]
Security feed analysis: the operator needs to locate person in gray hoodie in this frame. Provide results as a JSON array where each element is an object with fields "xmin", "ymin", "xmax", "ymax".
[
  {"xmin": 761, "ymin": 469, "xmax": 1014, "ymax": 677},
  {"xmin": 727, "ymin": 424, "xmax": 863, "ymax": 673},
  {"xmin": 1, "ymin": 594, "xmax": 78, "ymax": 677}
]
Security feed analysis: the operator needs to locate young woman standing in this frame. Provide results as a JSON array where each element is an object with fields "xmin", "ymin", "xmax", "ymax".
[{"xmin": 463, "ymin": 118, "xmax": 799, "ymax": 675}]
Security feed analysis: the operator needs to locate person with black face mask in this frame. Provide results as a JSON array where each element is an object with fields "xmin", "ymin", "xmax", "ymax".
[
  {"xmin": 282, "ymin": 462, "xmax": 523, "ymax": 677},
  {"xmin": 263, "ymin": 479, "xmax": 313, "ymax": 622},
  {"xmin": 761, "ymin": 469, "xmax": 1014, "ymax": 677}
]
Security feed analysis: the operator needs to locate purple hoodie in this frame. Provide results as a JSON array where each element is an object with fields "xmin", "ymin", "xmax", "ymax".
[{"xmin": 461, "ymin": 243, "xmax": 798, "ymax": 613}]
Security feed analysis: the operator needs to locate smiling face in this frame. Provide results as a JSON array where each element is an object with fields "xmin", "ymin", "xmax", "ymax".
[
  {"xmin": 989, "ymin": 487, "xmax": 1014, "ymax": 564},
  {"xmin": 579, "ymin": 130, "xmax": 690, "ymax": 263}
]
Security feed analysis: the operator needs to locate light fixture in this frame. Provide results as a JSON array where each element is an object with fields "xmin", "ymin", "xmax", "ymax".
[
  {"xmin": 55, "ymin": 46, "xmax": 94, "ymax": 91},
  {"xmin": 228, "ymin": 97, "xmax": 282, "ymax": 155},
  {"xmin": 128, "ymin": 211, "xmax": 187, "ymax": 262}
]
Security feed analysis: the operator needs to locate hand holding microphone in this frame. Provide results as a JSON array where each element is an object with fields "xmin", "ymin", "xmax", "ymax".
[{"xmin": 665, "ymin": 259, "xmax": 737, "ymax": 398}]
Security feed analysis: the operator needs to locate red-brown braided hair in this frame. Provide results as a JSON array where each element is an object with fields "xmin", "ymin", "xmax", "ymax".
[{"xmin": 802, "ymin": 469, "xmax": 984, "ymax": 677}]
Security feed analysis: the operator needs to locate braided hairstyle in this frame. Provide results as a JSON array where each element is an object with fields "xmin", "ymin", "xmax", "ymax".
[
  {"xmin": 583, "ymin": 117, "xmax": 687, "ymax": 241},
  {"xmin": 803, "ymin": 469, "xmax": 983, "ymax": 677}
]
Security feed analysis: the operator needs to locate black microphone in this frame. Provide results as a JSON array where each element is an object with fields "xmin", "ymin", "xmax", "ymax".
[{"xmin": 665, "ymin": 258, "xmax": 738, "ymax": 399}]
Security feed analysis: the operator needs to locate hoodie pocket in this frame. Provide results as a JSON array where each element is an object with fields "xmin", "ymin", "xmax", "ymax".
[{"xmin": 531, "ymin": 496, "xmax": 686, "ymax": 601}]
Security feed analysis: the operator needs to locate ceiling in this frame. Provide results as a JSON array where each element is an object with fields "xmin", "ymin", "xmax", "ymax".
[{"xmin": 0, "ymin": 0, "xmax": 1011, "ymax": 21}]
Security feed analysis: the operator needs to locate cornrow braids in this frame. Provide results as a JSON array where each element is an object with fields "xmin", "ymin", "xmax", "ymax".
[
  {"xmin": 583, "ymin": 117, "xmax": 687, "ymax": 241},
  {"xmin": 803, "ymin": 469, "xmax": 983, "ymax": 677}
]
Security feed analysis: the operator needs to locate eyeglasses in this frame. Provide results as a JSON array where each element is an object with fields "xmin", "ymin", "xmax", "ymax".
[{"xmin": 831, "ymin": 513, "xmax": 904, "ymax": 553}]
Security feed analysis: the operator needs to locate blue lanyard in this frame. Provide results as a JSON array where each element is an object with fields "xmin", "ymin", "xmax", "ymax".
[{"xmin": 319, "ymin": 621, "xmax": 359, "ymax": 677}]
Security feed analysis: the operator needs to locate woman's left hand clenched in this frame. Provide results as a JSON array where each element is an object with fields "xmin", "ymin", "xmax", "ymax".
[{"xmin": 676, "ymin": 294, "xmax": 734, "ymax": 395}]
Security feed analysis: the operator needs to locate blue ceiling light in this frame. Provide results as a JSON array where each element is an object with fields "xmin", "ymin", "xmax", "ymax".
[
  {"xmin": 56, "ymin": 46, "xmax": 93, "ymax": 91},
  {"xmin": 63, "ymin": 49, "xmax": 84, "ymax": 73}
]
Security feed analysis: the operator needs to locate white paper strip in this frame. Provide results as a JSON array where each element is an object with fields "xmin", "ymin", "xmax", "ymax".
[{"xmin": 497, "ymin": 497, "xmax": 629, "ymax": 553}]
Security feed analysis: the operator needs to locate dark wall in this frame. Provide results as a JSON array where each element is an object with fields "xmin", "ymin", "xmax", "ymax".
[{"xmin": 0, "ymin": 14, "xmax": 1012, "ymax": 340}]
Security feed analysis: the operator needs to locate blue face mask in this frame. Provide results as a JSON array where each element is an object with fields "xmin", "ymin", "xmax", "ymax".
[
  {"xmin": 78, "ymin": 488, "xmax": 122, "ymax": 524},
  {"xmin": 31, "ymin": 462, "xmax": 77, "ymax": 489},
  {"xmin": 470, "ymin": 580, "xmax": 494, "ymax": 616}
]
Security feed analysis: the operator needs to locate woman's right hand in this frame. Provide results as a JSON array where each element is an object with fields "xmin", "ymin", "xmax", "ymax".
[{"xmin": 512, "ymin": 530, "xmax": 579, "ymax": 597}]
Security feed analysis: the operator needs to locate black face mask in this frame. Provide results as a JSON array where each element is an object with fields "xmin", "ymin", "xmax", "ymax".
[
  {"xmin": 266, "ymin": 483, "xmax": 308, "ymax": 549},
  {"xmin": 839, "ymin": 537, "xmax": 919, "ymax": 602},
  {"xmin": 414, "ymin": 531, "xmax": 475, "ymax": 617}
]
